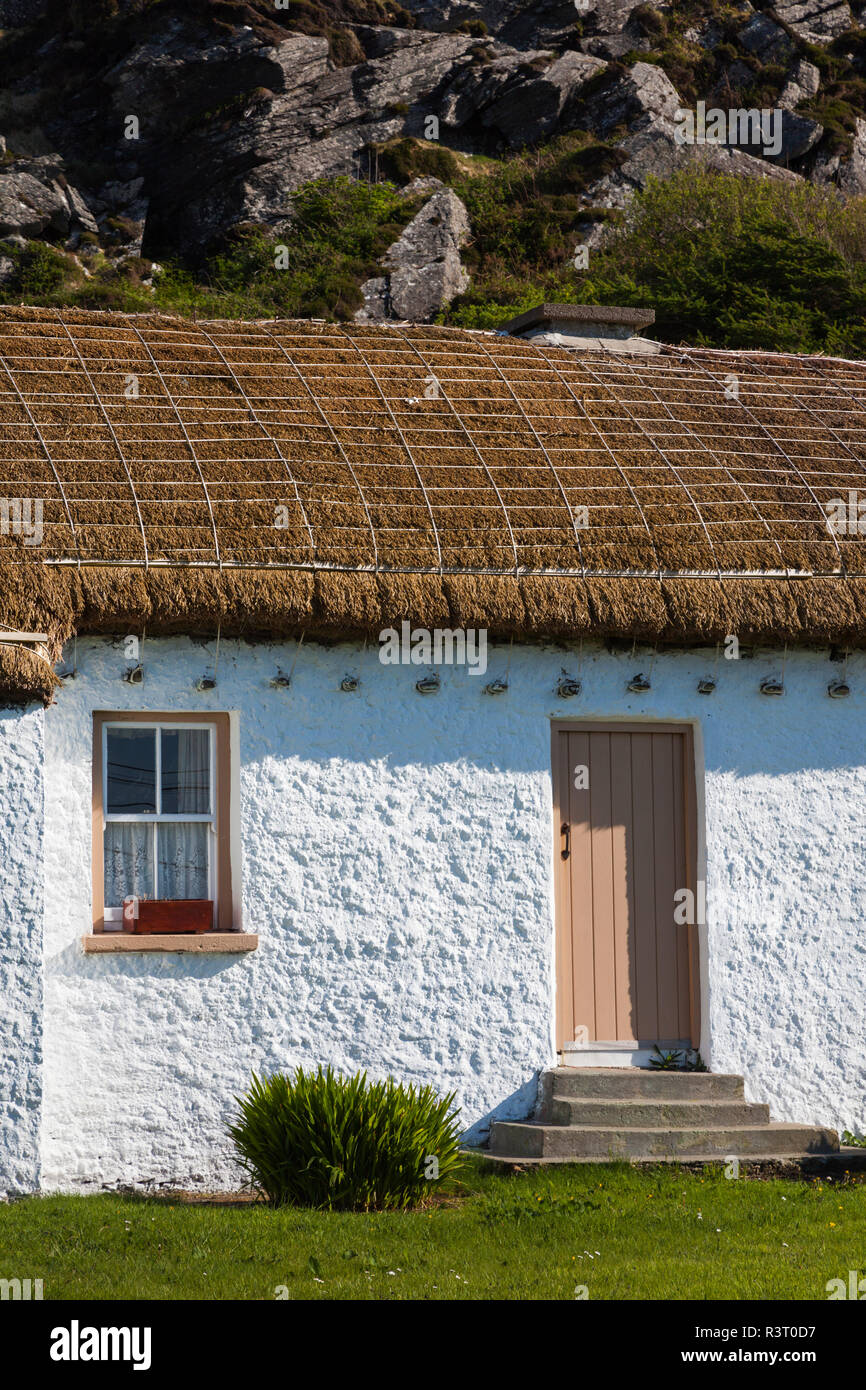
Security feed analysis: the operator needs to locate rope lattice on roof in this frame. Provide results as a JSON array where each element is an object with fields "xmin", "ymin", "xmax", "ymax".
[
  {"xmin": 663, "ymin": 351, "xmax": 788, "ymax": 572},
  {"xmin": 259, "ymin": 320, "xmax": 380, "ymax": 571},
  {"xmin": 676, "ymin": 347, "xmax": 845, "ymax": 573},
  {"xmin": 333, "ymin": 323, "xmax": 444, "ymax": 575},
  {"xmin": 0, "ymin": 349, "xmax": 81, "ymax": 567},
  {"xmin": 533, "ymin": 341, "xmax": 665, "ymax": 579},
  {"xmin": 806, "ymin": 359, "xmax": 866, "ymax": 488},
  {"xmin": 471, "ymin": 333, "xmax": 587, "ymax": 575},
  {"xmin": 124, "ymin": 318, "xmax": 222, "ymax": 570},
  {"xmin": 198, "ymin": 321, "xmax": 316, "ymax": 565},
  {"xmin": 55, "ymin": 313, "xmax": 151, "ymax": 568},
  {"xmin": 386, "ymin": 321, "xmax": 521, "ymax": 578},
  {"xmin": 1, "ymin": 307, "xmax": 866, "ymax": 693},
  {"xmin": 580, "ymin": 353, "xmax": 724, "ymax": 581}
]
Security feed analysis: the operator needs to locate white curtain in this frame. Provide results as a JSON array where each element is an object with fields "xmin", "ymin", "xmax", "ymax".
[
  {"xmin": 157, "ymin": 822, "xmax": 209, "ymax": 899},
  {"xmin": 104, "ymin": 822, "xmax": 153, "ymax": 907},
  {"xmin": 173, "ymin": 729, "xmax": 210, "ymax": 814}
]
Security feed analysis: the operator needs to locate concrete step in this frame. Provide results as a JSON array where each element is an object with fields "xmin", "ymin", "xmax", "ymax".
[
  {"xmin": 548, "ymin": 1097, "xmax": 770, "ymax": 1128},
  {"xmin": 488, "ymin": 1121, "xmax": 840, "ymax": 1161},
  {"xmin": 477, "ymin": 1150, "xmax": 865, "ymax": 1171},
  {"xmin": 546, "ymin": 1068, "xmax": 745, "ymax": 1101}
]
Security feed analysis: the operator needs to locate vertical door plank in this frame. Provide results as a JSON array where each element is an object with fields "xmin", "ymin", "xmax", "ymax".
[
  {"xmin": 671, "ymin": 733, "xmax": 691, "ymax": 1038},
  {"xmin": 552, "ymin": 729, "xmax": 572, "ymax": 1050},
  {"xmin": 609, "ymin": 731, "xmax": 637, "ymax": 1040},
  {"xmin": 568, "ymin": 731, "xmax": 596, "ymax": 1041},
  {"xmin": 588, "ymin": 732, "xmax": 617, "ymax": 1039},
  {"xmin": 652, "ymin": 733, "xmax": 679, "ymax": 1037},
  {"xmin": 630, "ymin": 732, "xmax": 658, "ymax": 1039}
]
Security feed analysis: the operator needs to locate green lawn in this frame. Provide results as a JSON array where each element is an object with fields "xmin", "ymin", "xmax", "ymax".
[{"xmin": 1, "ymin": 1160, "xmax": 863, "ymax": 1300}]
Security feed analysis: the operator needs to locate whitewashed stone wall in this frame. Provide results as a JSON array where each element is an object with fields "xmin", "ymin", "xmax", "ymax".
[
  {"xmin": 0, "ymin": 633, "xmax": 861, "ymax": 1191},
  {"xmin": 0, "ymin": 706, "xmax": 43, "ymax": 1194}
]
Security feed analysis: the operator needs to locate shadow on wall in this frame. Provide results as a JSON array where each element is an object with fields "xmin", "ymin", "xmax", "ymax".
[
  {"xmin": 462, "ymin": 1075, "xmax": 539, "ymax": 1147},
  {"xmin": 230, "ymin": 640, "xmax": 866, "ymax": 780},
  {"xmin": 43, "ymin": 937, "xmax": 251, "ymax": 979}
]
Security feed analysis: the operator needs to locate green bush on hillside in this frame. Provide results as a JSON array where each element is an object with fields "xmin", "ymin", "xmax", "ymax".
[{"xmin": 579, "ymin": 165, "xmax": 866, "ymax": 355}]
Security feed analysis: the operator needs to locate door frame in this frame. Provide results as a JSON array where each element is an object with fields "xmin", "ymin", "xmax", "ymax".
[{"xmin": 550, "ymin": 718, "xmax": 703, "ymax": 1052}]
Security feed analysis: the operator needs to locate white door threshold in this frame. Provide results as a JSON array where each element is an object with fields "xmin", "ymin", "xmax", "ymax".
[{"xmin": 560, "ymin": 1040, "xmax": 690, "ymax": 1069}]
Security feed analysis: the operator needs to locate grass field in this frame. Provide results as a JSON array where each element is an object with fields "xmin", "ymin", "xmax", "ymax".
[{"xmin": 1, "ymin": 1159, "xmax": 863, "ymax": 1301}]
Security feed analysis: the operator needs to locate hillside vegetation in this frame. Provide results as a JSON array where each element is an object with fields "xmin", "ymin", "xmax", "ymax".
[{"xmin": 2, "ymin": 0, "xmax": 866, "ymax": 351}]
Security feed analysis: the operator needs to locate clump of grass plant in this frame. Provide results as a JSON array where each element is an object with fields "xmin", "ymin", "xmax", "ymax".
[{"xmin": 229, "ymin": 1066, "xmax": 465, "ymax": 1211}]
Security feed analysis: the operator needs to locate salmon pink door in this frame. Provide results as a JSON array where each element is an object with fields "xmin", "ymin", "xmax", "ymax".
[{"xmin": 552, "ymin": 722, "xmax": 699, "ymax": 1051}]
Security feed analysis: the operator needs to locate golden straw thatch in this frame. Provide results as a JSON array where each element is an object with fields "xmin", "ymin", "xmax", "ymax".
[{"xmin": 1, "ymin": 305, "xmax": 866, "ymax": 703}]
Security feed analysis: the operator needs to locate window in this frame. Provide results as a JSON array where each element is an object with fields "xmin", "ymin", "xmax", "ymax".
[{"xmin": 92, "ymin": 712, "xmax": 235, "ymax": 933}]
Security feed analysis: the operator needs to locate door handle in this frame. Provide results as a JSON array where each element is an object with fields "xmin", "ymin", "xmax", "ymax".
[{"xmin": 561, "ymin": 822, "xmax": 570, "ymax": 860}]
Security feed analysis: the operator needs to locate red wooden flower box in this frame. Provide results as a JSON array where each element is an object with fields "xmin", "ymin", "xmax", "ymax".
[{"xmin": 132, "ymin": 899, "xmax": 213, "ymax": 934}]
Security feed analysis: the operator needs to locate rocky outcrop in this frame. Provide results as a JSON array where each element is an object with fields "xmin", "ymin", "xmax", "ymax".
[
  {"xmin": 773, "ymin": 0, "xmax": 854, "ymax": 41},
  {"xmin": 399, "ymin": 0, "xmax": 525, "ymax": 28},
  {"xmin": 779, "ymin": 59, "xmax": 821, "ymax": 109},
  {"xmin": 737, "ymin": 13, "xmax": 796, "ymax": 64},
  {"xmin": 813, "ymin": 117, "xmax": 866, "ymax": 196},
  {"xmin": 772, "ymin": 110, "xmax": 824, "ymax": 162},
  {"xmin": 580, "ymin": 60, "xmax": 681, "ymax": 139},
  {"xmin": 0, "ymin": 156, "xmax": 96, "ymax": 243},
  {"xmin": 131, "ymin": 29, "xmax": 611, "ymax": 256},
  {"xmin": 440, "ymin": 47, "xmax": 606, "ymax": 145},
  {"xmin": 581, "ymin": 62, "xmax": 804, "ymax": 214},
  {"xmin": 139, "ymin": 31, "xmax": 480, "ymax": 255},
  {"xmin": 0, "ymin": 0, "xmax": 863, "ymax": 304},
  {"xmin": 356, "ymin": 186, "xmax": 470, "ymax": 321}
]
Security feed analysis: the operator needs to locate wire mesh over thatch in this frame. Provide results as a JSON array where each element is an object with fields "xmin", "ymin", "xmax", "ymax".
[{"xmin": 1, "ymin": 305, "xmax": 866, "ymax": 702}]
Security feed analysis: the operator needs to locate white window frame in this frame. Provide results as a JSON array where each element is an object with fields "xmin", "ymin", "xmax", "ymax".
[{"xmin": 102, "ymin": 720, "xmax": 217, "ymax": 923}]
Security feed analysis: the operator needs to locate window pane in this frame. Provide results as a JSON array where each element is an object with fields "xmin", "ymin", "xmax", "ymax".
[
  {"xmin": 157, "ymin": 822, "xmax": 209, "ymax": 900},
  {"xmin": 104, "ymin": 822, "xmax": 154, "ymax": 906},
  {"xmin": 161, "ymin": 729, "xmax": 211, "ymax": 814},
  {"xmin": 106, "ymin": 728, "xmax": 157, "ymax": 813}
]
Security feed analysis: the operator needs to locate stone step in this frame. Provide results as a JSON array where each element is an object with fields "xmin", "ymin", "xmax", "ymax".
[
  {"xmin": 545, "ymin": 1068, "xmax": 745, "ymax": 1101},
  {"xmin": 488, "ymin": 1121, "xmax": 840, "ymax": 1161},
  {"xmin": 478, "ymin": 1150, "xmax": 863, "ymax": 1170},
  {"xmin": 547, "ymin": 1097, "xmax": 770, "ymax": 1128}
]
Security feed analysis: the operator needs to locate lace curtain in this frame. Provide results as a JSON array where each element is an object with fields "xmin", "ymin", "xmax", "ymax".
[
  {"xmin": 157, "ymin": 822, "xmax": 209, "ymax": 899},
  {"xmin": 104, "ymin": 822, "xmax": 153, "ymax": 906},
  {"xmin": 104, "ymin": 823, "xmax": 209, "ymax": 904}
]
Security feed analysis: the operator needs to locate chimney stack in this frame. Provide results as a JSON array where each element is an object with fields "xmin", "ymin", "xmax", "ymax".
[{"xmin": 499, "ymin": 304, "xmax": 658, "ymax": 354}]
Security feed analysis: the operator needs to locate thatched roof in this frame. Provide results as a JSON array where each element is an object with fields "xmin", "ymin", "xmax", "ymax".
[{"xmin": 1, "ymin": 305, "xmax": 866, "ymax": 704}]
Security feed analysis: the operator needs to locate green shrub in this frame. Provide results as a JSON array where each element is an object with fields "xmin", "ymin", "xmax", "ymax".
[
  {"xmin": 229, "ymin": 1066, "xmax": 466, "ymax": 1210},
  {"xmin": 0, "ymin": 241, "xmax": 77, "ymax": 302},
  {"xmin": 579, "ymin": 164, "xmax": 866, "ymax": 355},
  {"xmin": 372, "ymin": 137, "xmax": 461, "ymax": 185},
  {"xmin": 454, "ymin": 18, "xmax": 488, "ymax": 35},
  {"xmin": 439, "ymin": 132, "xmax": 624, "ymax": 326}
]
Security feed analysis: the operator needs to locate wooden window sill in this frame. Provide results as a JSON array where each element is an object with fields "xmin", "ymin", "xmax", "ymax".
[{"xmin": 82, "ymin": 933, "xmax": 258, "ymax": 954}]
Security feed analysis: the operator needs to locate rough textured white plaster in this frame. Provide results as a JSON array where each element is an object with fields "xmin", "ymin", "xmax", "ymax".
[
  {"xmin": 0, "ymin": 705, "xmax": 43, "ymax": 1193},
  {"xmin": 32, "ymin": 635, "xmax": 866, "ymax": 1188}
]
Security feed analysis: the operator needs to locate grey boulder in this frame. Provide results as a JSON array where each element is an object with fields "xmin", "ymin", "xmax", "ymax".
[
  {"xmin": 737, "ymin": 13, "xmax": 796, "ymax": 62},
  {"xmin": 0, "ymin": 156, "xmax": 97, "ymax": 240},
  {"xmin": 355, "ymin": 188, "xmax": 470, "ymax": 322},
  {"xmin": 772, "ymin": 0, "xmax": 853, "ymax": 41},
  {"xmin": 779, "ymin": 60, "xmax": 821, "ymax": 109},
  {"xmin": 813, "ymin": 117, "xmax": 866, "ymax": 196}
]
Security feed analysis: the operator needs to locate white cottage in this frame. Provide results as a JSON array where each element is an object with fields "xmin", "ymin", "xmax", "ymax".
[{"xmin": 0, "ymin": 303, "xmax": 863, "ymax": 1192}]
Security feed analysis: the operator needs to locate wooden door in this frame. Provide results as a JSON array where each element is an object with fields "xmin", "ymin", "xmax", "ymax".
[{"xmin": 552, "ymin": 722, "xmax": 699, "ymax": 1049}]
